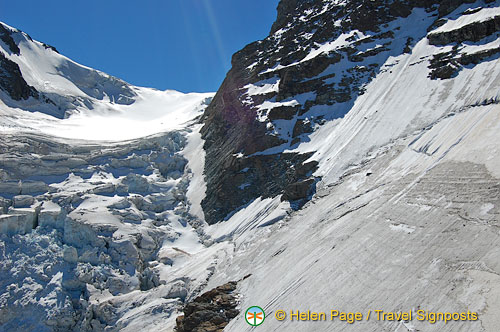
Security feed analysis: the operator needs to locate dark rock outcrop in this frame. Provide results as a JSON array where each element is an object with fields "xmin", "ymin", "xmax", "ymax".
[
  {"xmin": 42, "ymin": 42, "xmax": 59, "ymax": 53},
  {"xmin": 175, "ymin": 282, "xmax": 239, "ymax": 332},
  {"xmin": 202, "ymin": 151, "xmax": 318, "ymax": 223},
  {"xmin": 281, "ymin": 178, "xmax": 316, "ymax": 202},
  {"xmin": 428, "ymin": 15, "xmax": 500, "ymax": 45},
  {"xmin": 429, "ymin": 46, "xmax": 500, "ymax": 80},
  {"xmin": 0, "ymin": 24, "xmax": 20, "ymax": 55},
  {"xmin": 428, "ymin": 8, "xmax": 500, "ymax": 80},
  {"xmin": 0, "ymin": 51, "xmax": 38, "ymax": 101}
]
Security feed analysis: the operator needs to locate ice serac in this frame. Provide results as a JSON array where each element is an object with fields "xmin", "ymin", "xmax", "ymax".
[{"xmin": 200, "ymin": 0, "xmax": 491, "ymax": 224}]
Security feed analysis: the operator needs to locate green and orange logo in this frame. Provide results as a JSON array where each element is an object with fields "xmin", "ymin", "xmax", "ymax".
[{"xmin": 245, "ymin": 306, "xmax": 265, "ymax": 326}]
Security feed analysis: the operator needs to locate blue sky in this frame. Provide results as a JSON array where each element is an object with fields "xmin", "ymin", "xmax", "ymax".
[{"xmin": 0, "ymin": 1, "xmax": 279, "ymax": 93}]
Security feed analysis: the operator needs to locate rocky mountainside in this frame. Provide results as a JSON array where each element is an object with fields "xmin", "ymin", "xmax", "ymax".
[
  {"xmin": 1, "ymin": 0, "xmax": 500, "ymax": 331},
  {"xmin": 200, "ymin": 0, "xmax": 499, "ymax": 224},
  {"xmin": 199, "ymin": 0, "xmax": 500, "ymax": 331}
]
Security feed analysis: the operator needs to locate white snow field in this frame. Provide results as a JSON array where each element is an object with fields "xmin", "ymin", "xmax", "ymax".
[
  {"xmin": 1, "ymin": 1, "xmax": 500, "ymax": 331},
  {"xmin": 0, "ymin": 22, "xmax": 212, "ymax": 141}
]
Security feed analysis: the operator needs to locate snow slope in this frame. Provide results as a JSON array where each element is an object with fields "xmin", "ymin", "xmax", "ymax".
[
  {"xmin": 0, "ymin": 88, "xmax": 212, "ymax": 141},
  {"xmin": 293, "ymin": 22, "xmax": 500, "ymax": 185},
  {"xmin": 208, "ymin": 102, "xmax": 500, "ymax": 332},
  {"xmin": 198, "ymin": 2, "xmax": 500, "ymax": 332},
  {"xmin": 0, "ymin": 21, "xmax": 213, "ymax": 141}
]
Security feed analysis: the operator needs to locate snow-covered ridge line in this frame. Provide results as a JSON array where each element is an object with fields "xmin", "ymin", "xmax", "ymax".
[{"xmin": 0, "ymin": 20, "xmax": 214, "ymax": 141}]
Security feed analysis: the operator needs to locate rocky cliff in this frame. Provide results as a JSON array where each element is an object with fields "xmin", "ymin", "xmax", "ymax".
[
  {"xmin": 200, "ymin": 0, "xmax": 499, "ymax": 224},
  {"xmin": 199, "ymin": 1, "xmax": 500, "ymax": 331}
]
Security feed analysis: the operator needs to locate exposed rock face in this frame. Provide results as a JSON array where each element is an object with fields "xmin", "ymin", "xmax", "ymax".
[
  {"xmin": 428, "ymin": 11, "xmax": 500, "ymax": 79},
  {"xmin": 0, "ymin": 23, "xmax": 20, "ymax": 55},
  {"xmin": 200, "ymin": 0, "xmax": 488, "ymax": 224},
  {"xmin": 281, "ymin": 178, "xmax": 316, "ymax": 202},
  {"xmin": 428, "ymin": 15, "xmax": 500, "ymax": 45},
  {"xmin": 0, "ymin": 51, "xmax": 39, "ymax": 101},
  {"xmin": 175, "ymin": 281, "xmax": 239, "ymax": 332}
]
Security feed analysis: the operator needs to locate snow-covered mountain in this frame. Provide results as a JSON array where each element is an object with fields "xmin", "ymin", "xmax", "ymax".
[
  {"xmin": 1, "ymin": 0, "xmax": 500, "ymax": 331},
  {"xmin": 0, "ymin": 21, "xmax": 212, "ymax": 140},
  {"xmin": 200, "ymin": 0, "xmax": 500, "ymax": 224},
  {"xmin": 0, "ymin": 20, "xmax": 215, "ymax": 332}
]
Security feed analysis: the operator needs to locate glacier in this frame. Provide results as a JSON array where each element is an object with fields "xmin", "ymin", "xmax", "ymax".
[{"xmin": 1, "ymin": 0, "xmax": 500, "ymax": 331}]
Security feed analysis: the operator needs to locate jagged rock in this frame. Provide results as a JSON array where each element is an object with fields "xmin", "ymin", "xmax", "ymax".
[
  {"xmin": 428, "ymin": 15, "xmax": 500, "ymax": 45},
  {"xmin": 428, "ymin": 11, "xmax": 500, "ymax": 80},
  {"xmin": 268, "ymin": 105, "xmax": 300, "ymax": 120},
  {"xmin": 201, "ymin": 0, "xmax": 472, "ymax": 224},
  {"xmin": 202, "ymin": 152, "xmax": 316, "ymax": 224},
  {"xmin": 430, "ymin": 45, "xmax": 500, "ymax": 79},
  {"xmin": 1, "ymin": 2, "xmax": 499, "ymax": 331},
  {"xmin": 281, "ymin": 178, "xmax": 316, "ymax": 202},
  {"xmin": 42, "ymin": 42, "xmax": 58, "ymax": 53},
  {"xmin": 175, "ymin": 281, "xmax": 239, "ymax": 332},
  {"xmin": 292, "ymin": 119, "xmax": 314, "ymax": 138},
  {"xmin": 0, "ymin": 23, "xmax": 20, "ymax": 55},
  {"xmin": 0, "ymin": 51, "xmax": 38, "ymax": 101}
]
